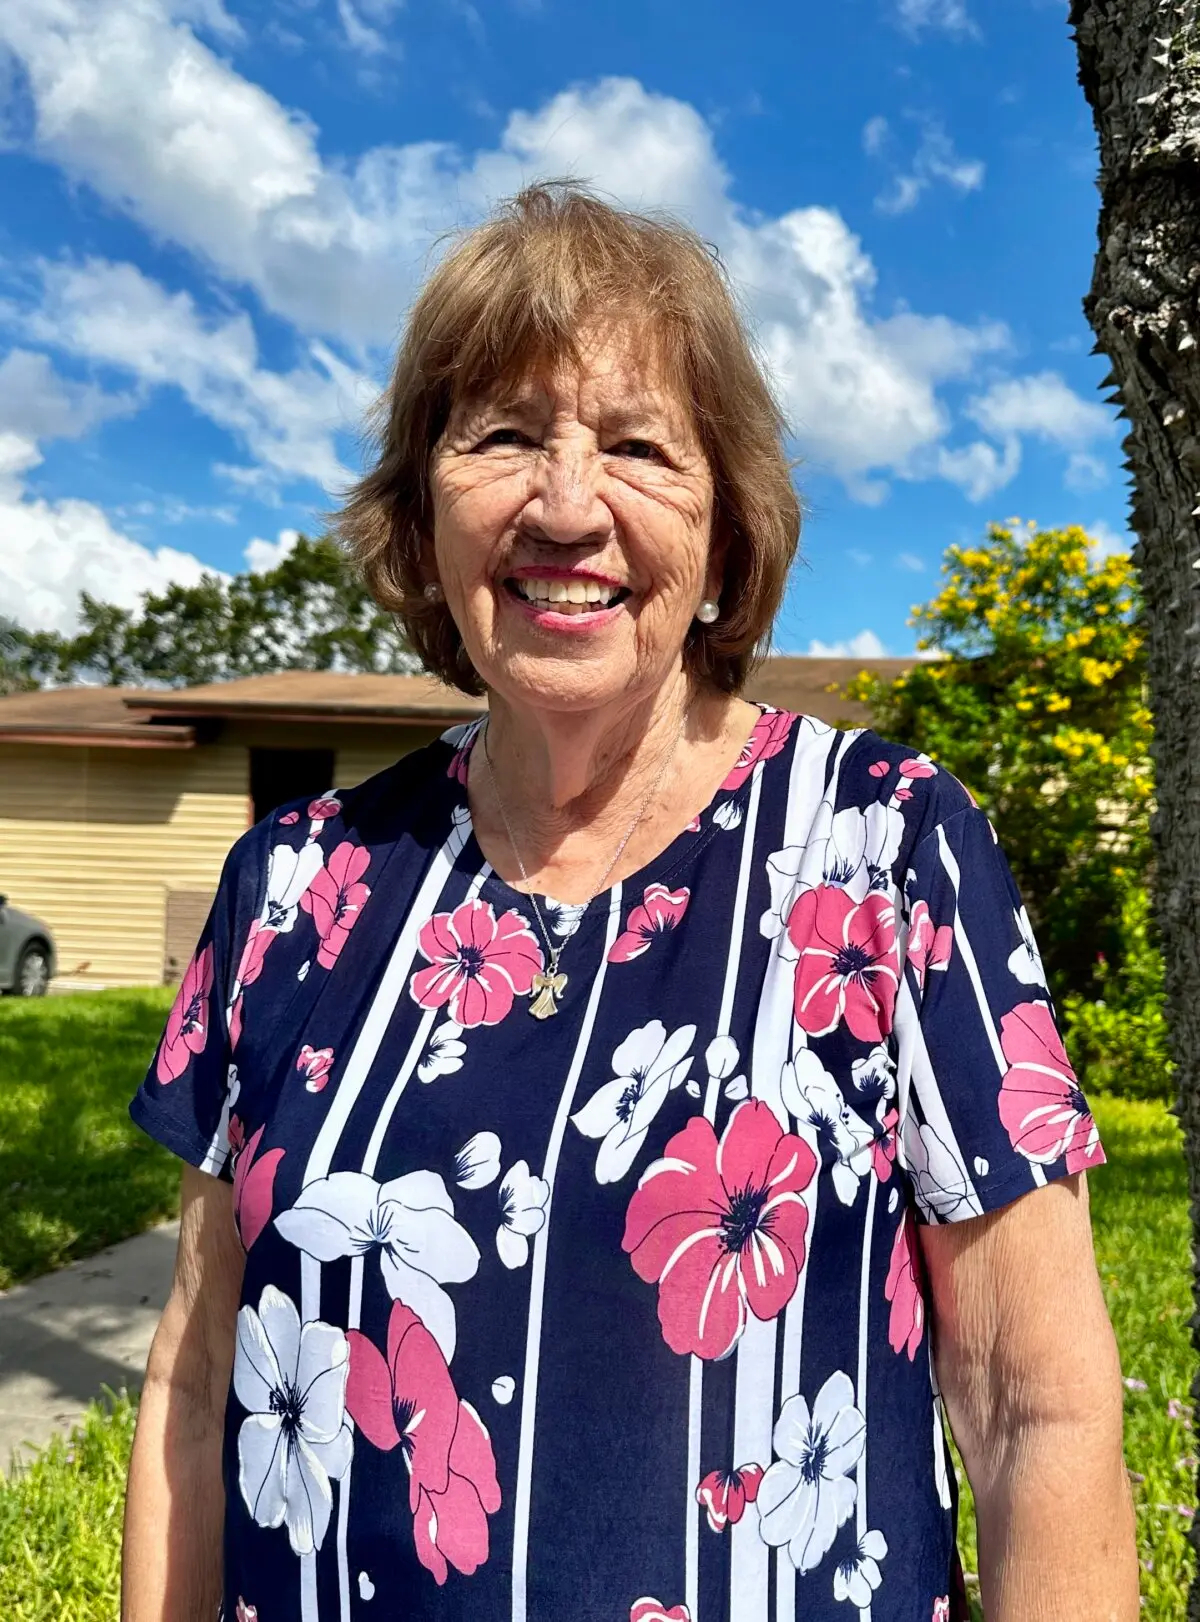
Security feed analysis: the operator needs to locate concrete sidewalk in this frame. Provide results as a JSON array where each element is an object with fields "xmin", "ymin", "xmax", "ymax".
[{"xmin": 0, "ymin": 1220, "xmax": 178, "ymax": 1469}]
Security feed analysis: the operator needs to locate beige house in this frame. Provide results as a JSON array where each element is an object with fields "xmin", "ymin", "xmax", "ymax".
[{"xmin": 0, "ymin": 659, "xmax": 907, "ymax": 988}]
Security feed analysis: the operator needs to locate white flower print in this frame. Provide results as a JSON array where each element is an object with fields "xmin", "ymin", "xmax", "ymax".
[
  {"xmin": 760, "ymin": 803, "xmax": 904, "ymax": 948},
  {"xmin": 543, "ymin": 896, "xmax": 588, "ymax": 940},
  {"xmin": 358, "ymin": 1572, "xmax": 375, "ymax": 1601},
  {"xmin": 902, "ymin": 1118, "xmax": 975, "ymax": 1222},
  {"xmin": 496, "ymin": 1160, "xmax": 550, "ymax": 1268},
  {"xmin": 781, "ymin": 1050, "xmax": 874, "ymax": 1205},
  {"xmin": 455, "ymin": 1131, "xmax": 501, "ymax": 1190},
  {"xmin": 849, "ymin": 1044, "xmax": 896, "ymax": 1112},
  {"xmin": 705, "ymin": 1035, "xmax": 740, "ymax": 1080},
  {"xmin": 274, "ymin": 1170, "xmax": 479, "ymax": 1362},
  {"xmin": 757, "ymin": 1370, "xmax": 865, "ymax": 1573},
  {"xmin": 233, "ymin": 1285, "xmax": 353, "ymax": 1557},
  {"xmin": 571, "ymin": 1021, "xmax": 696, "ymax": 1184},
  {"xmin": 713, "ymin": 798, "xmax": 744, "ymax": 831},
  {"xmin": 1007, "ymin": 905, "xmax": 1046, "ymax": 986},
  {"xmin": 261, "ymin": 842, "xmax": 325, "ymax": 934},
  {"xmin": 492, "ymin": 1374, "xmax": 516, "ymax": 1405},
  {"xmin": 418, "ymin": 1020, "xmax": 467, "ymax": 1084},
  {"xmin": 833, "ymin": 1529, "xmax": 888, "ymax": 1606}
]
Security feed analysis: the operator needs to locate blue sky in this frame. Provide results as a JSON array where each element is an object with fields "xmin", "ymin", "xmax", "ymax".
[{"xmin": 0, "ymin": 0, "xmax": 1128, "ymax": 658}]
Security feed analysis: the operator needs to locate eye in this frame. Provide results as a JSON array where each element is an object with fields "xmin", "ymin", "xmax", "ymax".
[
  {"xmin": 608, "ymin": 438, "xmax": 667, "ymax": 463},
  {"xmin": 475, "ymin": 427, "xmax": 534, "ymax": 450}
]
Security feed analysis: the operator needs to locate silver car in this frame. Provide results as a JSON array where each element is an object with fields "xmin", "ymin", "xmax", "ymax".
[{"xmin": 0, "ymin": 895, "xmax": 56, "ymax": 996}]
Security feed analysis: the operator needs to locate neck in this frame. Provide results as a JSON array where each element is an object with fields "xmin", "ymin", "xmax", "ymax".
[{"xmin": 481, "ymin": 667, "xmax": 692, "ymax": 831}]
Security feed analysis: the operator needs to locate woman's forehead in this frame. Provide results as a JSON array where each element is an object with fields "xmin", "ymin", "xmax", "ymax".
[{"xmin": 454, "ymin": 328, "xmax": 693, "ymax": 426}]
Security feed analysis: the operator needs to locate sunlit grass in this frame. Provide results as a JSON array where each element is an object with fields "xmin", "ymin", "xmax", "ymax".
[{"xmin": 0, "ymin": 989, "xmax": 176, "ymax": 1288}]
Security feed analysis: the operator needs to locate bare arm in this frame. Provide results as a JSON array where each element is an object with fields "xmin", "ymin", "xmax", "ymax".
[
  {"xmin": 920, "ymin": 1174, "xmax": 1138, "ymax": 1622},
  {"xmin": 122, "ymin": 1165, "xmax": 246, "ymax": 1622}
]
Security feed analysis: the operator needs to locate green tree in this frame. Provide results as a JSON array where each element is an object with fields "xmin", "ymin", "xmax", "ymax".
[
  {"xmin": 847, "ymin": 520, "xmax": 1151, "ymax": 999},
  {"xmin": 2, "ymin": 534, "xmax": 415, "ymax": 688}
]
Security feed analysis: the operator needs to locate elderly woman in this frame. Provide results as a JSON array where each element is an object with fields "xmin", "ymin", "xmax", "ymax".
[{"xmin": 123, "ymin": 185, "xmax": 1136, "ymax": 1622}]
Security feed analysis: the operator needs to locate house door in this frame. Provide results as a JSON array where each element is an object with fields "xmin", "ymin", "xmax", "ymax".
[{"xmin": 249, "ymin": 747, "xmax": 336, "ymax": 824}]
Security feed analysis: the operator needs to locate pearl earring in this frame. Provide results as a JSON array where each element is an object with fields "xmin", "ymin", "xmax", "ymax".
[
  {"xmin": 696, "ymin": 598, "xmax": 719, "ymax": 625},
  {"xmin": 423, "ymin": 581, "xmax": 444, "ymax": 603}
]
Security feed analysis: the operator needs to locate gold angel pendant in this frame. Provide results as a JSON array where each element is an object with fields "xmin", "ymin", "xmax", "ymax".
[{"xmin": 529, "ymin": 953, "xmax": 568, "ymax": 1019}]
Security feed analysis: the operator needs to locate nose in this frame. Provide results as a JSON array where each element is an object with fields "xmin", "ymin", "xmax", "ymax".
[{"xmin": 518, "ymin": 440, "xmax": 612, "ymax": 549}]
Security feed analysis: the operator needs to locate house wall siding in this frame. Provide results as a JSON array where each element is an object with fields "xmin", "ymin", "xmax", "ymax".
[{"xmin": 0, "ymin": 742, "xmax": 248, "ymax": 987}]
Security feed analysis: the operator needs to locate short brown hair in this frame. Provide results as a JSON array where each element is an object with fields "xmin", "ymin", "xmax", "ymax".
[{"xmin": 338, "ymin": 182, "xmax": 800, "ymax": 695}]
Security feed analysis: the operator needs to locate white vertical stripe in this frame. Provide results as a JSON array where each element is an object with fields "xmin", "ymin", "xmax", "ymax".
[
  {"xmin": 736, "ymin": 725, "xmax": 857, "ymax": 1622},
  {"xmin": 511, "ymin": 885, "xmax": 624, "ymax": 1622},
  {"xmin": 332, "ymin": 864, "xmax": 491, "ymax": 1615},
  {"xmin": 893, "ymin": 976, "xmax": 984, "ymax": 1220},
  {"xmin": 934, "ymin": 824, "xmax": 1047, "ymax": 1190},
  {"xmin": 934, "ymin": 824, "xmax": 1006, "ymax": 1070},
  {"xmin": 293, "ymin": 814, "xmax": 473, "ymax": 1622},
  {"xmin": 687, "ymin": 765, "xmax": 765, "ymax": 1621},
  {"xmin": 854, "ymin": 1172, "xmax": 878, "ymax": 1622}
]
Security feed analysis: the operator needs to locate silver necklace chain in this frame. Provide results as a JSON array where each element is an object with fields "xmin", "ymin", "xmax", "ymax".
[{"xmin": 478, "ymin": 710, "xmax": 687, "ymax": 1013}]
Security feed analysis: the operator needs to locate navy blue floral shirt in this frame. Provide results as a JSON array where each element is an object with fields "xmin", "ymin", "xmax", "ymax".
[{"xmin": 131, "ymin": 708, "xmax": 1104, "ymax": 1622}]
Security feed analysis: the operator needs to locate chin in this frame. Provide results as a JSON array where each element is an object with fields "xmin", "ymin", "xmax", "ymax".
[{"xmin": 481, "ymin": 647, "xmax": 645, "ymax": 716}]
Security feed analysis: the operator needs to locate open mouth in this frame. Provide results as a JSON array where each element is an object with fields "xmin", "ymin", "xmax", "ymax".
[{"xmin": 504, "ymin": 576, "xmax": 631, "ymax": 616}]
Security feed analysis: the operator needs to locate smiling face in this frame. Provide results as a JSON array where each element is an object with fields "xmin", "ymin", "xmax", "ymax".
[{"xmin": 427, "ymin": 326, "xmax": 718, "ymax": 717}]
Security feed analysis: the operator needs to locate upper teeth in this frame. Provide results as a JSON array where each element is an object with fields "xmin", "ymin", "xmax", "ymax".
[{"xmin": 515, "ymin": 578, "xmax": 619, "ymax": 605}]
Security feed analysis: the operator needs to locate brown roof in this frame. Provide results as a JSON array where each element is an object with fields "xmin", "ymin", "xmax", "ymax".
[
  {"xmin": 745, "ymin": 656, "xmax": 913, "ymax": 727},
  {"xmin": 0, "ymin": 686, "xmax": 195, "ymax": 748},
  {"xmin": 0, "ymin": 658, "xmax": 910, "ymax": 746},
  {"xmin": 122, "ymin": 670, "xmax": 486, "ymax": 726}
]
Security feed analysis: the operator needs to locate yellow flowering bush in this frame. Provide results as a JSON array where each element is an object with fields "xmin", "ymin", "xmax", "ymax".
[{"xmin": 846, "ymin": 521, "xmax": 1153, "ymax": 1009}]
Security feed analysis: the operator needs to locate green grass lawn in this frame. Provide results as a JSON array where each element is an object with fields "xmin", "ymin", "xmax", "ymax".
[
  {"xmin": 0, "ymin": 987, "xmax": 1194, "ymax": 1617},
  {"xmin": 0, "ymin": 989, "xmax": 177, "ymax": 1290}
]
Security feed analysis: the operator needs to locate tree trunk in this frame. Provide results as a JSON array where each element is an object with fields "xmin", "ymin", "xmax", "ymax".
[{"xmin": 1069, "ymin": 0, "xmax": 1200, "ymax": 1605}]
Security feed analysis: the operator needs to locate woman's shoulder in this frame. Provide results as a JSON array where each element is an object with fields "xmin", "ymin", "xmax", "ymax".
[
  {"xmin": 836, "ymin": 727, "xmax": 980, "ymax": 849},
  {"xmin": 220, "ymin": 722, "xmax": 472, "ymax": 890}
]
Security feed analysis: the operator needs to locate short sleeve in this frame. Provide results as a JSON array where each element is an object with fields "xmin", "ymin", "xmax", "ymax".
[
  {"xmin": 128, "ymin": 825, "xmax": 266, "ymax": 1180},
  {"xmin": 893, "ymin": 805, "xmax": 1105, "ymax": 1224}
]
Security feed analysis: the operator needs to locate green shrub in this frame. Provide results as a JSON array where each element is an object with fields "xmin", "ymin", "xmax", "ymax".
[{"xmin": 1063, "ymin": 887, "xmax": 1173, "ymax": 1101}]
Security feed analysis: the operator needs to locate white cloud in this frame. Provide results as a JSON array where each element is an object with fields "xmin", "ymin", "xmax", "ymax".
[
  {"xmin": 806, "ymin": 629, "xmax": 889, "ymax": 658},
  {"xmin": 0, "ymin": 7, "xmax": 1011, "ymax": 499},
  {"xmin": 245, "ymin": 527, "xmax": 301, "ymax": 571},
  {"xmin": 896, "ymin": 0, "xmax": 979, "ymax": 38},
  {"xmin": 0, "ymin": 347, "xmax": 138, "ymax": 442},
  {"xmin": 1087, "ymin": 519, "xmax": 1132, "ymax": 557},
  {"xmin": 896, "ymin": 552, "xmax": 925, "ymax": 571},
  {"xmin": 869, "ymin": 119, "xmax": 985, "ymax": 215},
  {"xmin": 967, "ymin": 371, "xmax": 1113, "ymax": 446},
  {"xmin": 0, "ymin": 438, "xmax": 217, "ymax": 634},
  {"xmin": 27, "ymin": 259, "xmax": 373, "ymax": 491},
  {"xmin": 932, "ymin": 436, "xmax": 1023, "ymax": 501},
  {"xmin": 337, "ymin": 0, "xmax": 386, "ymax": 55},
  {"xmin": 1064, "ymin": 450, "xmax": 1109, "ymax": 492}
]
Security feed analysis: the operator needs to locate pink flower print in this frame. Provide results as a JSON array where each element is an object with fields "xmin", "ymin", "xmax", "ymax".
[
  {"xmin": 631, "ymin": 1602, "xmax": 691, "ymax": 1622},
  {"xmin": 722, "ymin": 708, "xmax": 795, "ymax": 791},
  {"xmin": 232, "ymin": 1125, "xmax": 284, "ymax": 1250},
  {"xmin": 235, "ymin": 920, "xmax": 276, "ymax": 991},
  {"xmin": 885, "ymin": 1210, "xmax": 925, "ymax": 1360},
  {"xmin": 156, "ymin": 944, "xmax": 215, "ymax": 1083},
  {"xmin": 608, "ymin": 883, "xmax": 691, "ymax": 964},
  {"xmin": 932, "ymin": 1599, "xmax": 951, "ymax": 1622},
  {"xmin": 685, "ymin": 813, "xmax": 702, "ymax": 833},
  {"xmin": 236, "ymin": 1601, "xmax": 258, "ymax": 1622},
  {"xmin": 307, "ymin": 796, "xmax": 342, "ymax": 821},
  {"xmin": 899, "ymin": 757, "xmax": 937, "ymax": 779},
  {"xmin": 868, "ymin": 759, "xmax": 891, "ymax": 779},
  {"xmin": 998, "ymin": 1001, "xmax": 1104, "ymax": 1173},
  {"xmin": 229, "ymin": 993, "xmax": 245, "ymax": 1052},
  {"xmin": 623, "ymin": 1100, "xmax": 817, "ymax": 1361},
  {"xmin": 788, "ymin": 884, "xmax": 902, "ymax": 1043},
  {"xmin": 907, "ymin": 899, "xmax": 954, "ymax": 991},
  {"xmin": 297, "ymin": 1044, "xmax": 335, "ymax": 1093},
  {"xmin": 347, "ymin": 1302, "xmax": 500, "ymax": 1585},
  {"xmin": 410, "ymin": 899, "xmax": 543, "ymax": 1028},
  {"xmin": 228, "ymin": 1112, "xmax": 246, "ymax": 1156},
  {"xmin": 279, "ymin": 810, "xmax": 300, "ymax": 825},
  {"xmin": 300, "ymin": 841, "xmax": 372, "ymax": 970},
  {"xmin": 696, "ymin": 1462, "xmax": 764, "ymax": 1532},
  {"xmin": 446, "ymin": 725, "xmax": 480, "ymax": 786},
  {"xmin": 872, "ymin": 1107, "xmax": 898, "ymax": 1181}
]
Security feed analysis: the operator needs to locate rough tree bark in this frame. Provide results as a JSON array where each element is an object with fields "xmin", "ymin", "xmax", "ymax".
[{"xmin": 1069, "ymin": 0, "xmax": 1200, "ymax": 1605}]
